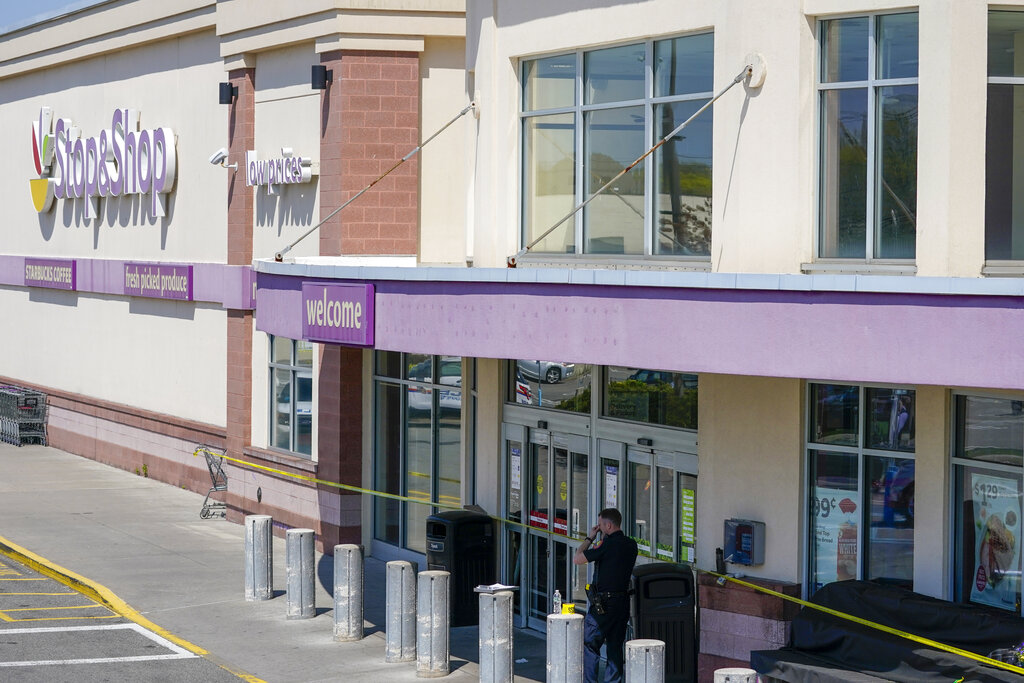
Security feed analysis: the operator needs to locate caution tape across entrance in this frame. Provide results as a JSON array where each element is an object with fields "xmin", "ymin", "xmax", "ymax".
[{"xmin": 195, "ymin": 446, "xmax": 1024, "ymax": 676}]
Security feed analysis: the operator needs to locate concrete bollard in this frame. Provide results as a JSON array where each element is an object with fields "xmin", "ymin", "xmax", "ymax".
[
  {"xmin": 385, "ymin": 560, "xmax": 417, "ymax": 663},
  {"xmin": 416, "ymin": 570, "xmax": 451, "ymax": 678},
  {"xmin": 333, "ymin": 544, "xmax": 363, "ymax": 642},
  {"xmin": 714, "ymin": 668, "xmax": 758, "ymax": 683},
  {"xmin": 546, "ymin": 612, "xmax": 584, "ymax": 683},
  {"xmin": 478, "ymin": 591, "xmax": 514, "ymax": 683},
  {"xmin": 625, "ymin": 639, "xmax": 666, "ymax": 682},
  {"xmin": 244, "ymin": 515, "xmax": 273, "ymax": 601},
  {"xmin": 285, "ymin": 528, "xmax": 315, "ymax": 619}
]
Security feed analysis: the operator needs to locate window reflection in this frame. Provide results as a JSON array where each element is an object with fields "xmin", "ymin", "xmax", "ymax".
[
  {"xmin": 512, "ymin": 360, "xmax": 591, "ymax": 413},
  {"xmin": 603, "ymin": 366, "xmax": 697, "ymax": 429}
]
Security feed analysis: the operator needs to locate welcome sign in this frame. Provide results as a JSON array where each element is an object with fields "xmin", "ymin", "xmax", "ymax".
[{"xmin": 301, "ymin": 283, "xmax": 374, "ymax": 346}]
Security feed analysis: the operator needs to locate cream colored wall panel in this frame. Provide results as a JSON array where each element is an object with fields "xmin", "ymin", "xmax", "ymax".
[
  {"xmin": 1, "ymin": 31, "xmax": 227, "ymax": 262},
  {"xmin": 0, "ymin": 288, "xmax": 226, "ymax": 426},
  {"xmin": 0, "ymin": 0, "xmax": 214, "ymax": 78},
  {"xmin": 912, "ymin": 386, "xmax": 949, "ymax": 599},
  {"xmin": 698, "ymin": 374, "xmax": 804, "ymax": 582},
  {"xmin": 251, "ymin": 330, "xmax": 270, "ymax": 450},
  {"xmin": 251, "ymin": 84, "xmax": 321, "ymax": 262},
  {"xmin": 712, "ymin": 1, "xmax": 815, "ymax": 273},
  {"xmin": 420, "ymin": 37, "xmax": 469, "ymax": 265},
  {"xmin": 255, "ymin": 44, "xmax": 321, "ymax": 103}
]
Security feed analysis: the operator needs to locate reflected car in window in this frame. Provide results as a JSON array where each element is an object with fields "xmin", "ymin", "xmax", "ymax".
[
  {"xmin": 517, "ymin": 359, "xmax": 575, "ymax": 384},
  {"xmin": 407, "ymin": 357, "xmax": 462, "ymax": 412},
  {"xmin": 276, "ymin": 373, "xmax": 313, "ymax": 431}
]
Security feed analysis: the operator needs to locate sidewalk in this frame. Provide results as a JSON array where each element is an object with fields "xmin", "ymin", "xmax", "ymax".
[{"xmin": 0, "ymin": 443, "xmax": 547, "ymax": 682}]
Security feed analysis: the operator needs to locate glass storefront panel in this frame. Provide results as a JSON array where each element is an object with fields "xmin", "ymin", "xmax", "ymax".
[
  {"xmin": 583, "ymin": 105, "xmax": 645, "ymax": 254},
  {"xmin": 522, "ymin": 113, "xmax": 576, "ymax": 254},
  {"xmin": 819, "ymin": 87, "xmax": 868, "ymax": 258},
  {"xmin": 630, "ymin": 462, "xmax": 653, "ymax": 557},
  {"xmin": 954, "ymin": 465, "xmax": 1022, "ymax": 612},
  {"xmin": 821, "ymin": 16, "xmax": 868, "ymax": 83},
  {"xmin": 584, "ymin": 43, "xmax": 645, "ymax": 106},
  {"xmin": 554, "ymin": 446, "xmax": 569, "ymax": 536},
  {"xmin": 810, "ymin": 384, "xmax": 859, "ymax": 446},
  {"xmin": 865, "ymin": 387, "xmax": 914, "ymax": 451},
  {"xmin": 808, "ymin": 450, "xmax": 859, "ymax": 593},
  {"xmin": 405, "ymin": 386, "xmax": 433, "ymax": 553},
  {"xmin": 654, "ymin": 33, "xmax": 714, "ymax": 97},
  {"xmin": 437, "ymin": 394, "xmax": 462, "ymax": 511},
  {"xmin": 603, "ymin": 366, "xmax": 697, "ymax": 429},
  {"xmin": 376, "ymin": 350, "xmax": 402, "ymax": 378},
  {"xmin": 654, "ymin": 100, "xmax": 712, "ymax": 256},
  {"xmin": 523, "ymin": 53, "xmax": 576, "ymax": 112},
  {"xmin": 875, "ymin": 85, "xmax": 917, "ymax": 260},
  {"xmin": 656, "ymin": 467, "xmax": 675, "ymax": 561},
  {"xmin": 865, "ymin": 455, "xmax": 913, "ymax": 589},
  {"xmin": 956, "ymin": 396, "xmax": 1024, "ymax": 467},
  {"xmin": 512, "ymin": 360, "xmax": 591, "ymax": 412},
  {"xmin": 374, "ymin": 382, "xmax": 402, "ymax": 545},
  {"xmin": 529, "ymin": 442, "xmax": 550, "ymax": 529},
  {"xmin": 271, "ymin": 368, "xmax": 291, "ymax": 450}
]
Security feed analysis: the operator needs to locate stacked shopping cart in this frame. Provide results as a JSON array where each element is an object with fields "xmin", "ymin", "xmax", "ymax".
[{"xmin": 0, "ymin": 386, "xmax": 47, "ymax": 446}]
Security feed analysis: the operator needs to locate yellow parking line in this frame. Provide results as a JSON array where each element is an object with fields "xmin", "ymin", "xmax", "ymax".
[{"xmin": 0, "ymin": 611, "xmax": 12, "ymax": 622}]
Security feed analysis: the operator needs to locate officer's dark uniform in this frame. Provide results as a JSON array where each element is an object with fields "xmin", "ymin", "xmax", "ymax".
[{"xmin": 582, "ymin": 530, "xmax": 638, "ymax": 683}]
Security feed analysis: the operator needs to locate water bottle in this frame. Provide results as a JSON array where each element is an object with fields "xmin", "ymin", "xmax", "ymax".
[{"xmin": 552, "ymin": 589, "xmax": 562, "ymax": 615}]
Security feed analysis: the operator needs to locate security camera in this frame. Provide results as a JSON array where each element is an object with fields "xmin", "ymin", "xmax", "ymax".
[{"xmin": 208, "ymin": 148, "xmax": 229, "ymax": 166}]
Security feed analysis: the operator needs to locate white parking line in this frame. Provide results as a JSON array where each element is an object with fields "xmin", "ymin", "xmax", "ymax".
[{"xmin": 0, "ymin": 623, "xmax": 198, "ymax": 667}]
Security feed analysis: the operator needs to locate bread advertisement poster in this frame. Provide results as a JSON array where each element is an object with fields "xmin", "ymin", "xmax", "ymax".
[{"xmin": 969, "ymin": 472, "xmax": 1021, "ymax": 610}]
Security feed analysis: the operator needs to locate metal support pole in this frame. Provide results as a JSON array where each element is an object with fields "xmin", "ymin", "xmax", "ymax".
[
  {"xmin": 714, "ymin": 668, "xmax": 758, "ymax": 683},
  {"xmin": 333, "ymin": 543, "xmax": 363, "ymax": 642},
  {"xmin": 546, "ymin": 613, "xmax": 584, "ymax": 683},
  {"xmin": 244, "ymin": 514, "xmax": 273, "ymax": 601},
  {"xmin": 478, "ymin": 591, "xmax": 514, "ymax": 683},
  {"xmin": 416, "ymin": 570, "xmax": 451, "ymax": 678},
  {"xmin": 625, "ymin": 639, "xmax": 666, "ymax": 683},
  {"xmin": 385, "ymin": 560, "xmax": 418, "ymax": 663},
  {"xmin": 285, "ymin": 528, "xmax": 315, "ymax": 619}
]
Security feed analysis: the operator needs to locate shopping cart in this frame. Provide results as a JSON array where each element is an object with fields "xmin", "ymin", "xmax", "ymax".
[{"xmin": 195, "ymin": 445, "xmax": 228, "ymax": 519}]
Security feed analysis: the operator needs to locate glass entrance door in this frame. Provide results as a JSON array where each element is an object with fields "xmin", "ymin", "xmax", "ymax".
[
  {"xmin": 520, "ymin": 432, "xmax": 593, "ymax": 630},
  {"xmin": 626, "ymin": 447, "xmax": 698, "ymax": 564}
]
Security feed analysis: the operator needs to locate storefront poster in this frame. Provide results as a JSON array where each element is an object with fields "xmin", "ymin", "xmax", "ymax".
[
  {"xmin": 510, "ymin": 448, "xmax": 521, "ymax": 490},
  {"xmin": 681, "ymin": 488, "xmax": 696, "ymax": 545},
  {"xmin": 811, "ymin": 485, "xmax": 858, "ymax": 588},
  {"xmin": 969, "ymin": 473, "xmax": 1021, "ymax": 610},
  {"xmin": 604, "ymin": 465, "xmax": 618, "ymax": 508}
]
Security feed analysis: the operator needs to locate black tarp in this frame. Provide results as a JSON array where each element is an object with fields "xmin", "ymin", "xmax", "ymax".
[{"xmin": 750, "ymin": 580, "xmax": 1024, "ymax": 682}]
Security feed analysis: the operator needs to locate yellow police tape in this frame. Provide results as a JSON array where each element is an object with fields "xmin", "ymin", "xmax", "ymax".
[{"xmin": 195, "ymin": 447, "xmax": 1024, "ymax": 676}]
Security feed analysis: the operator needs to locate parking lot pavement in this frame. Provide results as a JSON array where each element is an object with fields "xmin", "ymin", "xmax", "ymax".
[
  {"xmin": 0, "ymin": 442, "xmax": 548, "ymax": 682},
  {"xmin": 0, "ymin": 553, "xmax": 243, "ymax": 683}
]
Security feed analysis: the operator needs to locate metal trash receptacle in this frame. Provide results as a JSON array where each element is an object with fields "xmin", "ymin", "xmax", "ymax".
[
  {"xmin": 425, "ymin": 510, "xmax": 495, "ymax": 626},
  {"xmin": 631, "ymin": 562, "xmax": 697, "ymax": 683}
]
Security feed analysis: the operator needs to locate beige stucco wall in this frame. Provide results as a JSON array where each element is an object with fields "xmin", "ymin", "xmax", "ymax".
[
  {"xmin": 698, "ymin": 373, "xmax": 804, "ymax": 582},
  {"xmin": 251, "ymin": 43, "xmax": 322, "ymax": 263},
  {"xmin": 912, "ymin": 385, "xmax": 950, "ymax": 598}
]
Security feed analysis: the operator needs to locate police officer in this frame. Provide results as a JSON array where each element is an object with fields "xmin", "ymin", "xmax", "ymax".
[{"xmin": 573, "ymin": 507, "xmax": 638, "ymax": 683}]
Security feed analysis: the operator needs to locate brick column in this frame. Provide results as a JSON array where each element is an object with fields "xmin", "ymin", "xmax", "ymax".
[
  {"xmin": 319, "ymin": 50, "xmax": 420, "ymax": 256},
  {"xmin": 226, "ymin": 68, "xmax": 255, "ymax": 462}
]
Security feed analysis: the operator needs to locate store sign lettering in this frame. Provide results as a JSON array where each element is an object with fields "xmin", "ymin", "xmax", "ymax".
[
  {"xmin": 301, "ymin": 283, "xmax": 374, "ymax": 346},
  {"xmin": 246, "ymin": 148, "xmax": 313, "ymax": 195},
  {"xmin": 24, "ymin": 258, "xmax": 76, "ymax": 290},
  {"xmin": 30, "ymin": 107, "xmax": 177, "ymax": 219},
  {"xmin": 124, "ymin": 263, "xmax": 193, "ymax": 301}
]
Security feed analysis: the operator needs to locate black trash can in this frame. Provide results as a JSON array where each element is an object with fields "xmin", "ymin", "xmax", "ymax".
[
  {"xmin": 425, "ymin": 510, "xmax": 496, "ymax": 626},
  {"xmin": 631, "ymin": 563, "xmax": 697, "ymax": 683}
]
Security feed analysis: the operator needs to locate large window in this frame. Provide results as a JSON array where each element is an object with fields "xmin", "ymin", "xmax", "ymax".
[
  {"xmin": 818, "ymin": 13, "xmax": 918, "ymax": 260},
  {"xmin": 986, "ymin": 11, "xmax": 1024, "ymax": 261},
  {"xmin": 521, "ymin": 33, "xmax": 714, "ymax": 258},
  {"xmin": 806, "ymin": 383, "xmax": 915, "ymax": 595},
  {"xmin": 603, "ymin": 366, "xmax": 697, "ymax": 430},
  {"xmin": 952, "ymin": 395, "xmax": 1023, "ymax": 613},
  {"xmin": 374, "ymin": 353, "xmax": 463, "ymax": 553},
  {"xmin": 511, "ymin": 359, "xmax": 592, "ymax": 412},
  {"xmin": 269, "ymin": 336, "xmax": 313, "ymax": 456}
]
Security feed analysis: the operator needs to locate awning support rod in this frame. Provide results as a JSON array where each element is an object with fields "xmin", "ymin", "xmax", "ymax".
[
  {"xmin": 507, "ymin": 63, "xmax": 754, "ymax": 268},
  {"xmin": 275, "ymin": 102, "xmax": 475, "ymax": 262}
]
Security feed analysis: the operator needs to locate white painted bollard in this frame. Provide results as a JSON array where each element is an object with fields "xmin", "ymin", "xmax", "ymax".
[
  {"xmin": 625, "ymin": 639, "xmax": 665, "ymax": 682},
  {"xmin": 285, "ymin": 528, "xmax": 315, "ymax": 619},
  {"xmin": 385, "ymin": 560, "xmax": 417, "ymax": 663},
  {"xmin": 244, "ymin": 515, "xmax": 273, "ymax": 601},
  {"xmin": 416, "ymin": 570, "xmax": 451, "ymax": 678},
  {"xmin": 714, "ymin": 667, "xmax": 758, "ymax": 683},
  {"xmin": 546, "ymin": 612, "xmax": 584, "ymax": 683},
  {"xmin": 479, "ymin": 591, "xmax": 514, "ymax": 683},
  {"xmin": 333, "ymin": 544, "xmax": 363, "ymax": 641}
]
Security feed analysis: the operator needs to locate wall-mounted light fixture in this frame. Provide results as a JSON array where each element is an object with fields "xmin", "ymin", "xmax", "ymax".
[
  {"xmin": 537, "ymin": 420, "xmax": 548, "ymax": 430},
  {"xmin": 637, "ymin": 437, "xmax": 653, "ymax": 447},
  {"xmin": 219, "ymin": 82, "xmax": 238, "ymax": 105},
  {"xmin": 311, "ymin": 64, "xmax": 333, "ymax": 90}
]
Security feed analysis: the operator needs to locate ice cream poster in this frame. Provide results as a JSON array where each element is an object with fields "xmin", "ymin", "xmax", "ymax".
[
  {"xmin": 811, "ymin": 485, "xmax": 859, "ymax": 589},
  {"xmin": 969, "ymin": 473, "xmax": 1021, "ymax": 610}
]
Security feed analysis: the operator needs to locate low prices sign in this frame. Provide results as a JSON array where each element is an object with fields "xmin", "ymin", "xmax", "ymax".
[{"xmin": 301, "ymin": 283, "xmax": 374, "ymax": 346}]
